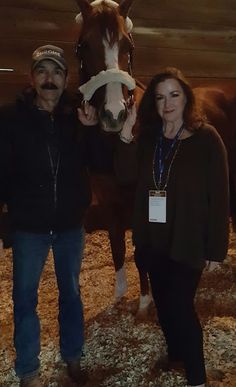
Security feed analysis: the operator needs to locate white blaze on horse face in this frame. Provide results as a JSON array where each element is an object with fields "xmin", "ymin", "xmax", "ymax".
[
  {"xmin": 103, "ymin": 37, "xmax": 126, "ymax": 119},
  {"xmin": 103, "ymin": 37, "xmax": 119, "ymax": 69}
]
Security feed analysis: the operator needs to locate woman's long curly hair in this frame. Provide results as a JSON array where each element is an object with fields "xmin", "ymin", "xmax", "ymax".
[{"xmin": 137, "ymin": 67, "xmax": 206, "ymax": 139}]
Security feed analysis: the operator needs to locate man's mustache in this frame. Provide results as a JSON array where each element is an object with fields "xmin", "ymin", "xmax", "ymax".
[{"xmin": 41, "ymin": 83, "xmax": 58, "ymax": 90}]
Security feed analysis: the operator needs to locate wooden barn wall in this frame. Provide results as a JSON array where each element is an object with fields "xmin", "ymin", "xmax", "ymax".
[{"xmin": 0, "ymin": 0, "xmax": 236, "ymax": 105}]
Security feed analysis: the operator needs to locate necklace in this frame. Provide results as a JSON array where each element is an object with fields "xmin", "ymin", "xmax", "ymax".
[{"xmin": 152, "ymin": 124, "xmax": 184, "ymax": 190}]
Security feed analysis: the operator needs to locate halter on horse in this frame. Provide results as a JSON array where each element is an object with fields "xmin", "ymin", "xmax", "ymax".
[{"xmin": 75, "ymin": 0, "xmax": 141, "ymax": 133}]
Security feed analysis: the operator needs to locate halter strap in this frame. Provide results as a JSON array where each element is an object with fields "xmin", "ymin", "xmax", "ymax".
[{"xmin": 78, "ymin": 68, "xmax": 136, "ymax": 101}]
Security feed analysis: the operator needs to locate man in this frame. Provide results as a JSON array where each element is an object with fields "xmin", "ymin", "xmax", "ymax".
[{"xmin": 0, "ymin": 45, "xmax": 97, "ymax": 387}]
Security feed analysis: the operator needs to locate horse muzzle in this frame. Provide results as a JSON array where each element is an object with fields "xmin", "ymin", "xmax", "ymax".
[
  {"xmin": 79, "ymin": 69, "xmax": 135, "ymax": 132},
  {"xmin": 99, "ymin": 107, "xmax": 128, "ymax": 133}
]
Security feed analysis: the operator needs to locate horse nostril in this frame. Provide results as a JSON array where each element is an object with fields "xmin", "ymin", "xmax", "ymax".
[
  {"xmin": 103, "ymin": 109, "xmax": 114, "ymax": 121},
  {"xmin": 117, "ymin": 109, "xmax": 127, "ymax": 123},
  {"xmin": 99, "ymin": 109, "xmax": 124, "ymax": 132}
]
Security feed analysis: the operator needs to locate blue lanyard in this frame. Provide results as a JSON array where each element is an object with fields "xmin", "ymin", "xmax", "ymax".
[{"xmin": 155, "ymin": 124, "xmax": 184, "ymax": 188}]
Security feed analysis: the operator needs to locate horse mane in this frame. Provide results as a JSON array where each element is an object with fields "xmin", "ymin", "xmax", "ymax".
[{"xmin": 91, "ymin": 1, "xmax": 127, "ymax": 47}]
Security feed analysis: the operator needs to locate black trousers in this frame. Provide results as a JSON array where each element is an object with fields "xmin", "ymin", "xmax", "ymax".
[{"xmin": 148, "ymin": 256, "xmax": 206, "ymax": 386}]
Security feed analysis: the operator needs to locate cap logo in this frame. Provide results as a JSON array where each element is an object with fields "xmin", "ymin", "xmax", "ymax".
[{"xmin": 35, "ymin": 49, "xmax": 62, "ymax": 58}]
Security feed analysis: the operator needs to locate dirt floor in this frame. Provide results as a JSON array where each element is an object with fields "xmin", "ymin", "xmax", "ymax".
[{"xmin": 0, "ymin": 229, "xmax": 235, "ymax": 387}]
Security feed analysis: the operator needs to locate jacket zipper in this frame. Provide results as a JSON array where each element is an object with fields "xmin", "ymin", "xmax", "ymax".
[
  {"xmin": 47, "ymin": 115, "xmax": 60, "ymax": 210},
  {"xmin": 47, "ymin": 144, "xmax": 60, "ymax": 210}
]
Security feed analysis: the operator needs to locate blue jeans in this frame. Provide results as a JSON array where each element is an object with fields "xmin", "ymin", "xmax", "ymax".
[{"xmin": 12, "ymin": 228, "xmax": 85, "ymax": 378}]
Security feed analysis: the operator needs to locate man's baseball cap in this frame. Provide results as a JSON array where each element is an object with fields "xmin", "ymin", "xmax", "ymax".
[{"xmin": 31, "ymin": 45, "xmax": 67, "ymax": 71}]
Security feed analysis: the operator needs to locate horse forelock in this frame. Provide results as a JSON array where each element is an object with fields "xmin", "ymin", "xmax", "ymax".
[
  {"xmin": 91, "ymin": 0, "xmax": 119, "ymax": 7},
  {"xmin": 76, "ymin": 1, "xmax": 132, "ymax": 47},
  {"xmin": 92, "ymin": 2, "xmax": 123, "ymax": 47}
]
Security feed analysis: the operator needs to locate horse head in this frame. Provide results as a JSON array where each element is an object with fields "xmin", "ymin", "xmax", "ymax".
[{"xmin": 75, "ymin": 0, "xmax": 136, "ymax": 133}]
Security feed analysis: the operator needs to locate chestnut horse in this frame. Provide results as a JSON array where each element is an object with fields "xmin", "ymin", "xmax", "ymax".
[
  {"xmin": 74, "ymin": 0, "xmax": 150, "ymax": 313},
  {"xmin": 74, "ymin": 0, "xmax": 236, "ymax": 315}
]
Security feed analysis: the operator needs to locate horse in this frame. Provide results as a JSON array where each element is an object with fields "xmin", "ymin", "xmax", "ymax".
[
  {"xmin": 193, "ymin": 85, "xmax": 236, "ymax": 229},
  {"xmin": 74, "ymin": 0, "xmax": 236, "ymax": 316},
  {"xmin": 74, "ymin": 0, "xmax": 151, "ymax": 314}
]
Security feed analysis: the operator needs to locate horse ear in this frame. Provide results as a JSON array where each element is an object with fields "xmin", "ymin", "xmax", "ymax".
[
  {"xmin": 119, "ymin": 0, "xmax": 134, "ymax": 17},
  {"xmin": 75, "ymin": 0, "xmax": 92, "ymax": 18}
]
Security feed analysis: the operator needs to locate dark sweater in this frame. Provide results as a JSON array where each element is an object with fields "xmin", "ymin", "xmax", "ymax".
[
  {"xmin": 0, "ymin": 92, "xmax": 92, "ymax": 232},
  {"xmin": 132, "ymin": 124, "xmax": 229, "ymax": 269}
]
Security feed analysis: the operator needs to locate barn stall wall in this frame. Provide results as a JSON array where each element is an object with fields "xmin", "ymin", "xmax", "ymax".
[{"xmin": 0, "ymin": 0, "xmax": 236, "ymax": 105}]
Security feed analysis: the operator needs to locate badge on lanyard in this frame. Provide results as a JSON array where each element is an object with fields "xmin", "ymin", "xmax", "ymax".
[
  {"xmin": 150, "ymin": 124, "xmax": 184, "ymax": 224},
  {"xmin": 149, "ymin": 190, "xmax": 166, "ymax": 223}
]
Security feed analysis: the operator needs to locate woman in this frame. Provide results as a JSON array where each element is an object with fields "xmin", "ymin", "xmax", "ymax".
[{"xmin": 128, "ymin": 67, "xmax": 229, "ymax": 387}]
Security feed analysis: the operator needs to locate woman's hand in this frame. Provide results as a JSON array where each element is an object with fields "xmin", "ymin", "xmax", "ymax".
[
  {"xmin": 119, "ymin": 103, "xmax": 137, "ymax": 143},
  {"xmin": 205, "ymin": 260, "xmax": 220, "ymax": 272},
  {"xmin": 77, "ymin": 102, "xmax": 98, "ymax": 126}
]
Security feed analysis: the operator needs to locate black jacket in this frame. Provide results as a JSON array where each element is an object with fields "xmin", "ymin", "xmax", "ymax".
[
  {"xmin": 132, "ymin": 125, "xmax": 229, "ymax": 269},
  {"xmin": 0, "ymin": 90, "xmax": 92, "ymax": 232}
]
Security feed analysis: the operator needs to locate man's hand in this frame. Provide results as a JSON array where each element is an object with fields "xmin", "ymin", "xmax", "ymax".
[
  {"xmin": 205, "ymin": 260, "xmax": 220, "ymax": 272},
  {"xmin": 77, "ymin": 102, "xmax": 98, "ymax": 126}
]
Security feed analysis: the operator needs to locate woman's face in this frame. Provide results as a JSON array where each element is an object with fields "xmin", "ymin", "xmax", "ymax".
[{"xmin": 155, "ymin": 78, "xmax": 187, "ymax": 125}]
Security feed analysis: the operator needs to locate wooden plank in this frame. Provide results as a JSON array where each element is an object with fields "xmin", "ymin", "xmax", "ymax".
[
  {"xmin": 0, "ymin": 7, "xmax": 79, "ymax": 41},
  {"xmin": 132, "ymin": 17, "xmax": 236, "ymax": 32},
  {"xmin": 131, "ymin": 0, "xmax": 236, "ymax": 28},
  {"xmin": 133, "ymin": 46, "xmax": 236, "ymax": 79},
  {"xmin": 133, "ymin": 28, "xmax": 236, "ymax": 53},
  {"xmin": 0, "ymin": 0, "xmax": 78, "ymax": 12}
]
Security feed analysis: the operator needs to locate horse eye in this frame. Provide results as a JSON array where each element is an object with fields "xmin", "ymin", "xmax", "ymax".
[
  {"xmin": 76, "ymin": 40, "xmax": 89, "ymax": 57},
  {"xmin": 79, "ymin": 41, "xmax": 89, "ymax": 51},
  {"xmin": 82, "ymin": 41, "xmax": 88, "ymax": 48},
  {"xmin": 120, "ymin": 36, "xmax": 132, "ymax": 52}
]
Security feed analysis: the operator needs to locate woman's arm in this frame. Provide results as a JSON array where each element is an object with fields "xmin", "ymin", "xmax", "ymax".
[{"xmin": 206, "ymin": 126, "xmax": 229, "ymax": 262}]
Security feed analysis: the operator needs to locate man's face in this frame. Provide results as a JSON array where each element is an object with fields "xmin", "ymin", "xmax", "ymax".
[{"xmin": 31, "ymin": 60, "xmax": 68, "ymax": 109}]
